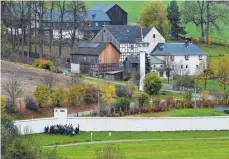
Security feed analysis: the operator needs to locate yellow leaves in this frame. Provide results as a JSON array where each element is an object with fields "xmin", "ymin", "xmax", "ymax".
[
  {"xmin": 139, "ymin": 1, "xmax": 170, "ymax": 38},
  {"xmin": 207, "ymin": 36, "xmax": 212, "ymax": 45},
  {"xmin": 51, "ymin": 86, "xmax": 66, "ymax": 106},
  {"xmin": 1, "ymin": 96, "xmax": 6, "ymax": 111},
  {"xmin": 34, "ymin": 85, "xmax": 51, "ymax": 107},
  {"xmin": 99, "ymin": 82, "xmax": 116, "ymax": 103}
]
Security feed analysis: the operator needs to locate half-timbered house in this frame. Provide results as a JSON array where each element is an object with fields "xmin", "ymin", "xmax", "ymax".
[{"xmin": 92, "ymin": 25, "xmax": 165, "ymax": 62}]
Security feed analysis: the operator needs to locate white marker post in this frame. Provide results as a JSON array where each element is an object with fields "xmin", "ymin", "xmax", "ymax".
[
  {"xmin": 109, "ymin": 132, "xmax": 111, "ymax": 140},
  {"xmin": 91, "ymin": 132, "xmax": 93, "ymax": 142}
]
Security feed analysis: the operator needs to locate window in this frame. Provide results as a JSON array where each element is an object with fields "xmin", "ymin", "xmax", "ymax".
[
  {"xmin": 199, "ymin": 56, "xmax": 202, "ymax": 60},
  {"xmin": 186, "ymin": 65, "xmax": 188, "ymax": 68},
  {"xmin": 185, "ymin": 56, "xmax": 189, "ymax": 60},
  {"xmin": 95, "ymin": 22, "xmax": 98, "ymax": 26},
  {"xmin": 172, "ymin": 65, "xmax": 174, "ymax": 69},
  {"xmin": 196, "ymin": 65, "xmax": 199, "ymax": 68},
  {"xmin": 159, "ymin": 71, "xmax": 163, "ymax": 77},
  {"xmin": 153, "ymin": 34, "xmax": 156, "ymax": 38},
  {"xmin": 130, "ymin": 44, "xmax": 134, "ymax": 50},
  {"xmin": 181, "ymin": 65, "xmax": 183, "ymax": 69},
  {"xmin": 154, "ymin": 65, "xmax": 156, "ymax": 68},
  {"xmin": 88, "ymin": 23, "xmax": 91, "ymax": 26},
  {"xmin": 160, "ymin": 65, "xmax": 163, "ymax": 68},
  {"xmin": 104, "ymin": 29, "xmax": 106, "ymax": 32},
  {"xmin": 166, "ymin": 71, "xmax": 169, "ymax": 77},
  {"xmin": 170, "ymin": 56, "xmax": 174, "ymax": 61},
  {"xmin": 60, "ymin": 110, "xmax": 65, "ymax": 112}
]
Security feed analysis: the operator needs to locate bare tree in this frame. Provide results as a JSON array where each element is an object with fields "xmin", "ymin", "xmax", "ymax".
[
  {"xmin": 68, "ymin": 74, "xmax": 82, "ymax": 86},
  {"xmin": 38, "ymin": 1, "xmax": 45, "ymax": 58},
  {"xmin": 195, "ymin": 59, "xmax": 214, "ymax": 90},
  {"xmin": 27, "ymin": 1, "xmax": 32, "ymax": 62},
  {"xmin": 49, "ymin": 1, "xmax": 55, "ymax": 55},
  {"xmin": 43, "ymin": 73, "xmax": 56, "ymax": 90},
  {"xmin": 163, "ymin": 55, "xmax": 175, "ymax": 84},
  {"xmin": 67, "ymin": 0, "xmax": 87, "ymax": 49},
  {"xmin": 3, "ymin": 76, "xmax": 24, "ymax": 107},
  {"xmin": 57, "ymin": 1, "xmax": 66, "ymax": 57}
]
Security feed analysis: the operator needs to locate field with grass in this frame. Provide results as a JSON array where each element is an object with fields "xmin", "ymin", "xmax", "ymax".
[
  {"xmin": 85, "ymin": 1, "xmax": 229, "ymax": 39},
  {"xmin": 128, "ymin": 108, "xmax": 228, "ymax": 117},
  {"xmin": 33, "ymin": 131, "xmax": 229, "ymax": 159}
]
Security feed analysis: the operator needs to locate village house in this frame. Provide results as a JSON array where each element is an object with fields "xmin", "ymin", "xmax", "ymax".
[
  {"xmin": 70, "ymin": 42, "xmax": 121, "ymax": 76},
  {"xmin": 150, "ymin": 42, "xmax": 208, "ymax": 78},
  {"xmin": 92, "ymin": 25, "xmax": 165, "ymax": 62}
]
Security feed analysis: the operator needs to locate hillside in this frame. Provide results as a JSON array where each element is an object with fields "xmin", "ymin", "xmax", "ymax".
[{"xmin": 85, "ymin": 1, "xmax": 229, "ymax": 39}]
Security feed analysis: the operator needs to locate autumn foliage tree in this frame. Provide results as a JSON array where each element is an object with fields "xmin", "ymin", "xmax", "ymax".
[
  {"xmin": 144, "ymin": 72, "xmax": 162, "ymax": 97},
  {"xmin": 215, "ymin": 56, "xmax": 229, "ymax": 93},
  {"xmin": 139, "ymin": 1, "xmax": 170, "ymax": 38},
  {"xmin": 34, "ymin": 84, "xmax": 51, "ymax": 107}
]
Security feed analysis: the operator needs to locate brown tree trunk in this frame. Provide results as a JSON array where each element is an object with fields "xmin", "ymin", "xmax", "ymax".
[
  {"xmin": 49, "ymin": 1, "xmax": 54, "ymax": 55},
  {"xmin": 27, "ymin": 1, "xmax": 32, "ymax": 62}
]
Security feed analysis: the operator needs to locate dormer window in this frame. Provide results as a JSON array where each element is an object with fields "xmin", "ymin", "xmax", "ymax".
[
  {"xmin": 153, "ymin": 34, "xmax": 155, "ymax": 38},
  {"xmin": 95, "ymin": 22, "xmax": 98, "ymax": 26},
  {"xmin": 199, "ymin": 56, "xmax": 202, "ymax": 60},
  {"xmin": 131, "ymin": 45, "xmax": 134, "ymax": 50},
  {"xmin": 92, "ymin": 14, "xmax": 96, "ymax": 18},
  {"xmin": 185, "ymin": 56, "xmax": 189, "ymax": 60}
]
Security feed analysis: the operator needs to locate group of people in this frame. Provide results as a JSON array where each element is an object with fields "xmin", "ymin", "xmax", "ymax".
[{"xmin": 44, "ymin": 124, "xmax": 80, "ymax": 136}]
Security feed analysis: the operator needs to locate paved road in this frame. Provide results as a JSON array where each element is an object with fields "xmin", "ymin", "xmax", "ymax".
[{"xmin": 43, "ymin": 137, "xmax": 229, "ymax": 148}]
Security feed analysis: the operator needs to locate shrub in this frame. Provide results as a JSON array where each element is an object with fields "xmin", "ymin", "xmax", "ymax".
[
  {"xmin": 34, "ymin": 85, "xmax": 51, "ymax": 107},
  {"xmin": 84, "ymin": 85, "xmax": 99, "ymax": 105},
  {"xmin": 200, "ymin": 90, "xmax": 209, "ymax": 101},
  {"xmin": 152, "ymin": 105, "xmax": 164, "ymax": 112},
  {"xmin": 32, "ymin": 58, "xmax": 55, "ymax": 70},
  {"xmin": 24, "ymin": 97, "xmax": 38, "ymax": 112},
  {"xmin": 100, "ymin": 83, "xmax": 116, "ymax": 103},
  {"xmin": 115, "ymin": 85, "xmax": 132, "ymax": 98},
  {"xmin": 116, "ymin": 97, "xmax": 131, "ymax": 112},
  {"xmin": 137, "ymin": 92, "xmax": 149, "ymax": 107},
  {"xmin": 223, "ymin": 90, "xmax": 229, "ymax": 100},
  {"xmin": 1, "ymin": 96, "xmax": 6, "ymax": 111},
  {"xmin": 144, "ymin": 72, "xmax": 162, "ymax": 96},
  {"xmin": 51, "ymin": 86, "xmax": 66, "ymax": 107},
  {"xmin": 164, "ymin": 96, "xmax": 175, "ymax": 109},
  {"xmin": 67, "ymin": 85, "xmax": 85, "ymax": 107},
  {"xmin": 5, "ymin": 99, "xmax": 15, "ymax": 113},
  {"xmin": 184, "ymin": 100, "xmax": 193, "ymax": 108},
  {"xmin": 184, "ymin": 91, "xmax": 192, "ymax": 101}
]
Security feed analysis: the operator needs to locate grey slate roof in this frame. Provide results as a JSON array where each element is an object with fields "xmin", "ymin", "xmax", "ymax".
[
  {"xmin": 151, "ymin": 43, "xmax": 208, "ymax": 56},
  {"xmin": 149, "ymin": 56, "xmax": 164, "ymax": 64},
  {"xmin": 105, "ymin": 25, "xmax": 151, "ymax": 43},
  {"xmin": 86, "ymin": 10, "xmax": 111, "ymax": 21},
  {"xmin": 43, "ymin": 10, "xmax": 111, "ymax": 22},
  {"xmin": 125, "ymin": 55, "xmax": 139, "ymax": 63},
  {"xmin": 90, "ymin": 4, "xmax": 115, "ymax": 12},
  {"xmin": 71, "ymin": 42, "xmax": 120, "ymax": 55}
]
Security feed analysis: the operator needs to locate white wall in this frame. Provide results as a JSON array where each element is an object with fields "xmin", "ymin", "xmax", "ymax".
[
  {"xmin": 143, "ymin": 27, "xmax": 165, "ymax": 54},
  {"xmin": 14, "ymin": 116, "xmax": 229, "ymax": 134}
]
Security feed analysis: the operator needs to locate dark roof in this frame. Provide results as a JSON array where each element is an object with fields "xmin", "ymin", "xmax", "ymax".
[
  {"xmin": 71, "ymin": 42, "xmax": 121, "ymax": 55},
  {"xmin": 90, "ymin": 4, "xmax": 115, "ymax": 12},
  {"xmin": 151, "ymin": 43, "xmax": 208, "ymax": 56},
  {"xmin": 105, "ymin": 25, "xmax": 151, "ymax": 43},
  {"xmin": 125, "ymin": 55, "xmax": 139, "ymax": 63},
  {"xmin": 43, "ymin": 10, "xmax": 111, "ymax": 22},
  {"xmin": 149, "ymin": 56, "xmax": 164, "ymax": 64}
]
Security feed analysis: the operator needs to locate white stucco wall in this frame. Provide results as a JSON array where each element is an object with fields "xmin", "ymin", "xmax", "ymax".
[
  {"xmin": 14, "ymin": 116, "xmax": 229, "ymax": 134},
  {"xmin": 143, "ymin": 27, "xmax": 165, "ymax": 54},
  {"xmin": 151, "ymin": 55, "xmax": 208, "ymax": 78}
]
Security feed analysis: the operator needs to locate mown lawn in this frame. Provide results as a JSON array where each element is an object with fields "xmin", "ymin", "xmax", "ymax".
[
  {"xmin": 32, "ymin": 130, "xmax": 229, "ymax": 146},
  {"xmin": 128, "ymin": 108, "xmax": 228, "ymax": 117},
  {"xmin": 197, "ymin": 79, "xmax": 229, "ymax": 91},
  {"xmin": 55, "ymin": 139, "xmax": 229, "ymax": 159}
]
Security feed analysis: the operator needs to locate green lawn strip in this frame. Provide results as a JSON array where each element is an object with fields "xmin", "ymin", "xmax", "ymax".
[
  {"xmin": 55, "ymin": 139, "xmax": 229, "ymax": 159},
  {"xmin": 197, "ymin": 44, "xmax": 229, "ymax": 55},
  {"xmin": 31, "ymin": 130, "xmax": 229, "ymax": 146},
  {"xmin": 129, "ymin": 108, "xmax": 228, "ymax": 117}
]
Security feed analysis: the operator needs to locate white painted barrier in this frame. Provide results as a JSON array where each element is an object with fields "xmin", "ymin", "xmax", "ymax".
[{"xmin": 14, "ymin": 116, "xmax": 229, "ymax": 134}]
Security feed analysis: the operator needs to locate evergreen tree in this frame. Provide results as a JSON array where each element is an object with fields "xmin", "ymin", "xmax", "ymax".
[
  {"xmin": 167, "ymin": 0, "xmax": 186, "ymax": 40},
  {"xmin": 145, "ymin": 54, "xmax": 152, "ymax": 74}
]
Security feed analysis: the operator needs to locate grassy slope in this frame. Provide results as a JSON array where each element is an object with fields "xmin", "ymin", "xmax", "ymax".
[
  {"xmin": 85, "ymin": 1, "xmax": 229, "ymax": 39},
  {"xmin": 128, "ymin": 108, "xmax": 228, "ymax": 117},
  {"xmin": 33, "ymin": 130, "xmax": 229, "ymax": 146},
  {"xmin": 56, "ymin": 139, "xmax": 228, "ymax": 159}
]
